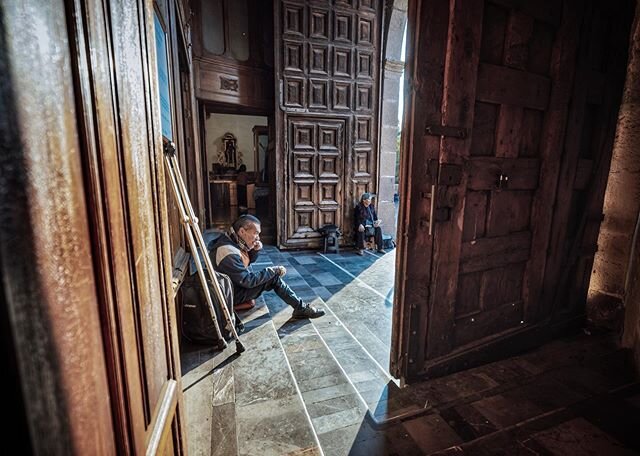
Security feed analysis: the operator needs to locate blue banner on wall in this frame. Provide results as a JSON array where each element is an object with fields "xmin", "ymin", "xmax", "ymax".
[{"xmin": 154, "ymin": 12, "xmax": 173, "ymax": 141}]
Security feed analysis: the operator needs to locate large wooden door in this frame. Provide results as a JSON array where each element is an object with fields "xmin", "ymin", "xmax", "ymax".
[
  {"xmin": 1, "ymin": 0, "xmax": 186, "ymax": 453},
  {"xmin": 275, "ymin": 0, "xmax": 383, "ymax": 248},
  {"xmin": 70, "ymin": 0, "xmax": 185, "ymax": 453},
  {"xmin": 392, "ymin": 0, "xmax": 629, "ymax": 381}
]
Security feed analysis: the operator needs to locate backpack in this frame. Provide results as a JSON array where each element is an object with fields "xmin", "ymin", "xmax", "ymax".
[{"xmin": 180, "ymin": 270, "xmax": 236, "ymax": 345}]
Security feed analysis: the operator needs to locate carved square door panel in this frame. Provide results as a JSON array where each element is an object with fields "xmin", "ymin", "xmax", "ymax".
[{"xmin": 287, "ymin": 116, "xmax": 345, "ymax": 242}]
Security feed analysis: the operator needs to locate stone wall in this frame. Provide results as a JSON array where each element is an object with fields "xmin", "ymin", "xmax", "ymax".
[
  {"xmin": 377, "ymin": 0, "xmax": 407, "ymax": 239},
  {"xmin": 590, "ymin": 1, "xmax": 640, "ymax": 376}
]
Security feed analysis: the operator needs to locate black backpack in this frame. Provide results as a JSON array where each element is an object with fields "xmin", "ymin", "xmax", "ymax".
[{"xmin": 180, "ymin": 270, "xmax": 236, "ymax": 346}]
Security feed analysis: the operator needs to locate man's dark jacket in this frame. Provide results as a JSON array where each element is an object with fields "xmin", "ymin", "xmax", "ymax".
[
  {"xmin": 209, "ymin": 234, "xmax": 279, "ymax": 290},
  {"xmin": 354, "ymin": 202, "xmax": 377, "ymax": 228}
]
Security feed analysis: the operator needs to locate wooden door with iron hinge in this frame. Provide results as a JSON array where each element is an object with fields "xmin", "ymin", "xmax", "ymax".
[{"xmin": 393, "ymin": 0, "xmax": 588, "ymax": 381}]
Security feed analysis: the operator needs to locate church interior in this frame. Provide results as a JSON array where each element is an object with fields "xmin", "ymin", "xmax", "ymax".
[{"xmin": 1, "ymin": 0, "xmax": 640, "ymax": 454}]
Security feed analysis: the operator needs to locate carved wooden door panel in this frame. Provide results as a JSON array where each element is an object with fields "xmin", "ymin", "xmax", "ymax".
[
  {"xmin": 286, "ymin": 117, "xmax": 347, "ymax": 243},
  {"xmin": 275, "ymin": 0, "xmax": 382, "ymax": 248},
  {"xmin": 394, "ymin": 0, "xmax": 584, "ymax": 381}
]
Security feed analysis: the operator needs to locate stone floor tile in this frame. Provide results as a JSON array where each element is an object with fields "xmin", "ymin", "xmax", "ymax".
[
  {"xmin": 625, "ymin": 392, "xmax": 640, "ymax": 409},
  {"xmin": 504, "ymin": 377, "xmax": 586, "ymax": 411},
  {"xmin": 284, "ymin": 447, "xmax": 322, "ymax": 456},
  {"xmin": 312, "ymin": 286, "xmax": 333, "ymax": 301},
  {"xmin": 577, "ymin": 388, "xmax": 640, "ymax": 451},
  {"xmin": 402, "ymin": 413, "xmax": 464, "ymax": 454},
  {"xmin": 286, "ymin": 348, "xmax": 327, "ymax": 363},
  {"xmin": 532, "ymin": 417, "xmax": 638, "ymax": 456},
  {"xmin": 234, "ymin": 348, "xmax": 298, "ymax": 406},
  {"xmin": 315, "ymin": 272, "xmax": 343, "ymax": 286},
  {"xmin": 439, "ymin": 403, "xmax": 499, "ymax": 441},
  {"xmin": 380, "ymin": 423, "xmax": 427, "ymax": 456},
  {"xmin": 210, "ymin": 402, "xmax": 236, "ymax": 456},
  {"xmin": 303, "ymin": 277, "xmax": 322, "ymax": 288},
  {"xmin": 293, "ymin": 256, "xmax": 318, "ymax": 265},
  {"xmin": 289, "ymin": 355, "xmax": 344, "ymax": 382},
  {"xmin": 306, "ymin": 393, "xmax": 365, "ymax": 418},
  {"xmin": 312, "ymin": 406, "xmax": 367, "ymax": 434},
  {"xmin": 348, "ymin": 369, "xmax": 380, "ymax": 384},
  {"xmin": 317, "ymin": 421, "xmax": 383, "ymax": 456},
  {"xmin": 414, "ymin": 369, "xmax": 500, "ymax": 407},
  {"xmin": 471, "ymin": 393, "xmax": 545, "ymax": 429},
  {"xmin": 354, "ymin": 378, "xmax": 391, "ymax": 400},
  {"xmin": 297, "ymin": 373, "xmax": 348, "ymax": 393},
  {"xmin": 233, "ymin": 322, "xmax": 299, "ymax": 407},
  {"xmin": 549, "ymin": 365, "xmax": 614, "ymax": 396},
  {"xmin": 184, "ymin": 358, "xmax": 216, "ymax": 455},
  {"xmin": 235, "ymin": 394, "xmax": 317, "ymax": 456},
  {"xmin": 302, "ymin": 382, "xmax": 355, "ymax": 404},
  {"xmin": 211, "ymin": 364, "xmax": 235, "ymax": 406},
  {"xmin": 183, "ymin": 246, "xmax": 639, "ymax": 456}
]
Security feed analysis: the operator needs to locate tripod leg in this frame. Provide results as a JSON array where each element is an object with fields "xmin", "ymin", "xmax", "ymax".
[
  {"xmin": 169, "ymin": 154, "xmax": 245, "ymax": 354},
  {"xmin": 164, "ymin": 154, "xmax": 227, "ymax": 348}
]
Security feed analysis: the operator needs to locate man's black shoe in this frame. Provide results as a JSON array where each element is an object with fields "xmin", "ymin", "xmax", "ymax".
[{"xmin": 292, "ymin": 304, "xmax": 325, "ymax": 319}]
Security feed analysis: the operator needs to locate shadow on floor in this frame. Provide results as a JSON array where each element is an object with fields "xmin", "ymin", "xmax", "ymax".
[{"xmin": 180, "ymin": 246, "xmax": 640, "ymax": 456}]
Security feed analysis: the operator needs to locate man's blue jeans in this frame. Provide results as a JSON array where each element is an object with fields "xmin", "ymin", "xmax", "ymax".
[{"xmin": 233, "ymin": 275, "xmax": 303, "ymax": 309}]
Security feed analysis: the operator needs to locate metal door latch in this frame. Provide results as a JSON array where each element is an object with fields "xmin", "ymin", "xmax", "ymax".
[
  {"xmin": 497, "ymin": 173, "xmax": 509, "ymax": 189},
  {"xmin": 424, "ymin": 124, "xmax": 469, "ymax": 139}
]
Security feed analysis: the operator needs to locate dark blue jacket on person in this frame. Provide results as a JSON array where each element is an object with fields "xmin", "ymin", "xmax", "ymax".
[
  {"xmin": 209, "ymin": 231, "xmax": 279, "ymax": 291},
  {"xmin": 354, "ymin": 201, "xmax": 377, "ymax": 229}
]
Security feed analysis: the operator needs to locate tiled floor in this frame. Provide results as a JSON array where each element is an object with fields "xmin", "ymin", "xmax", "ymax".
[{"xmin": 181, "ymin": 246, "xmax": 640, "ymax": 456}]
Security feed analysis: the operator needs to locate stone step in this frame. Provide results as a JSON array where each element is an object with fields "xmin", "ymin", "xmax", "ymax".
[
  {"xmin": 263, "ymin": 294, "xmax": 369, "ymax": 456},
  {"xmin": 262, "ymin": 293, "xmax": 432, "ymax": 456},
  {"xmin": 182, "ymin": 297, "xmax": 322, "ymax": 456}
]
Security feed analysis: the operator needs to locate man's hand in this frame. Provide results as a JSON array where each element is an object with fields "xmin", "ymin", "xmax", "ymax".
[
  {"xmin": 253, "ymin": 240, "xmax": 263, "ymax": 251},
  {"xmin": 358, "ymin": 224, "xmax": 365, "ymax": 232},
  {"xmin": 277, "ymin": 266, "xmax": 287, "ymax": 276},
  {"xmin": 374, "ymin": 219, "xmax": 382, "ymax": 228}
]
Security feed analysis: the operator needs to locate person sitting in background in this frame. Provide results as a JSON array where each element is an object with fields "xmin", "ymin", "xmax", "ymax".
[
  {"xmin": 354, "ymin": 192, "xmax": 385, "ymax": 256},
  {"xmin": 209, "ymin": 215, "xmax": 325, "ymax": 319},
  {"xmin": 236, "ymin": 164, "xmax": 248, "ymax": 213}
]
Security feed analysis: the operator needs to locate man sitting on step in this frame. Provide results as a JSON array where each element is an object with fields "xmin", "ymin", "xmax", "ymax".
[{"xmin": 209, "ymin": 214, "xmax": 325, "ymax": 319}]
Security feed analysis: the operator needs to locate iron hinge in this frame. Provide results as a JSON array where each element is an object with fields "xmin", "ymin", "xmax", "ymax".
[{"xmin": 424, "ymin": 124, "xmax": 469, "ymax": 139}]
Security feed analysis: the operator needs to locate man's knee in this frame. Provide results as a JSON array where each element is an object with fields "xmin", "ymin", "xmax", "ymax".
[{"xmin": 265, "ymin": 274, "xmax": 283, "ymax": 291}]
